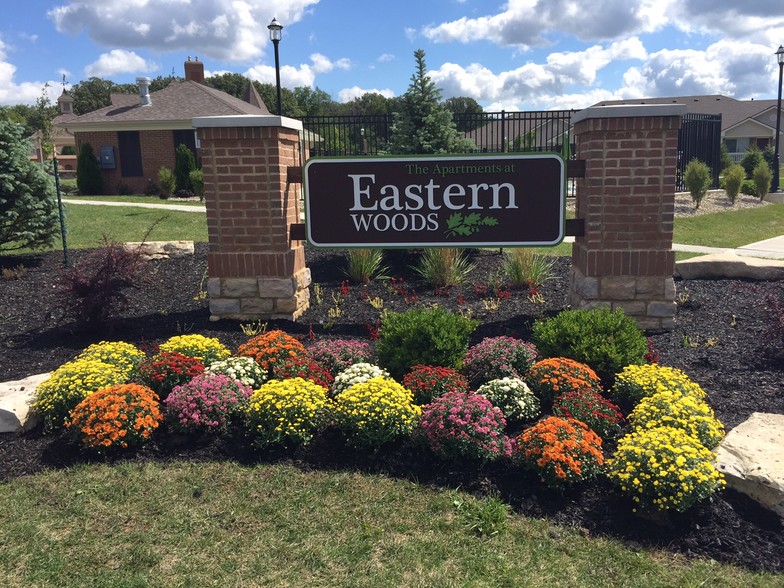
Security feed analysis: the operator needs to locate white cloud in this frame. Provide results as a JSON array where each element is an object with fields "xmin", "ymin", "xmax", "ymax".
[
  {"xmin": 245, "ymin": 53, "xmax": 350, "ymax": 88},
  {"xmin": 48, "ymin": 0, "xmax": 321, "ymax": 62},
  {"xmin": 377, "ymin": 53, "xmax": 395, "ymax": 62},
  {"xmin": 84, "ymin": 49, "xmax": 157, "ymax": 77},
  {"xmin": 338, "ymin": 86, "xmax": 395, "ymax": 102},
  {"xmin": 0, "ymin": 36, "xmax": 60, "ymax": 105}
]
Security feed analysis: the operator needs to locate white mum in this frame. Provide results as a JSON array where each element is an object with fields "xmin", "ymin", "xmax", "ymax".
[
  {"xmin": 206, "ymin": 356, "xmax": 268, "ymax": 389},
  {"xmin": 477, "ymin": 377, "xmax": 540, "ymax": 422},
  {"xmin": 332, "ymin": 362, "xmax": 391, "ymax": 396}
]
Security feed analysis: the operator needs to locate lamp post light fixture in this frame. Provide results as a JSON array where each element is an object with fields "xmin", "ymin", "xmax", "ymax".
[
  {"xmin": 772, "ymin": 45, "xmax": 784, "ymax": 193},
  {"xmin": 267, "ymin": 17, "xmax": 283, "ymax": 116}
]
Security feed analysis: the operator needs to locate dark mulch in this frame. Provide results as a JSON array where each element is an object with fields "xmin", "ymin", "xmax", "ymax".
[{"xmin": 1, "ymin": 243, "xmax": 783, "ymax": 573}]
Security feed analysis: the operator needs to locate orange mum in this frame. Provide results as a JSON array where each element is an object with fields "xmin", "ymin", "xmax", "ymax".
[{"xmin": 236, "ymin": 330, "xmax": 307, "ymax": 371}]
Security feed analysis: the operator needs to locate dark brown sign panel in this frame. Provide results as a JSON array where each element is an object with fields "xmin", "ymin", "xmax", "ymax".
[{"xmin": 304, "ymin": 154, "xmax": 565, "ymax": 247}]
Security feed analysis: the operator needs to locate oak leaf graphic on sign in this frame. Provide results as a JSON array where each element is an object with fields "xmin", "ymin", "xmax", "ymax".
[{"xmin": 444, "ymin": 213, "xmax": 499, "ymax": 238}]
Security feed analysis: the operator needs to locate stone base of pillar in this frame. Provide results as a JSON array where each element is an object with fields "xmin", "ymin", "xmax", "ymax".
[
  {"xmin": 207, "ymin": 268, "xmax": 312, "ymax": 321},
  {"xmin": 568, "ymin": 267, "xmax": 676, "ymax": 332}
]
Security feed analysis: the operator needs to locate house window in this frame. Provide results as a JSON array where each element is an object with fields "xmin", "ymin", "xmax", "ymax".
[{"xmin": 118, "ymin": 131, "xmax": 143, "ymax": 177}]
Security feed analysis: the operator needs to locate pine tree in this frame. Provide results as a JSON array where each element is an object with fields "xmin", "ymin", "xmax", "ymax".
[
  {"xmin": 390, "ymin": 49, "xmax": 473, "ymax": 154},
  {"xmin": 174, "ymin": 144, "xmax": 197, "ymax": 193},
  {"xmin": 76, "ymin": 143, "xmax": 103, "ymax": 195}
]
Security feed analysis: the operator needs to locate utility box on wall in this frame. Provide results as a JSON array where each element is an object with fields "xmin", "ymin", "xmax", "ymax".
[{"xmin": 100, "ymin": 146, "xmax": 116, "ymax": 169}]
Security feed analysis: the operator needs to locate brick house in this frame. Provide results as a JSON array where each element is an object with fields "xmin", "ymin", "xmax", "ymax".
[{"xmin": 57, "ymin": 58, "xmax": 271, "ymax": 194}]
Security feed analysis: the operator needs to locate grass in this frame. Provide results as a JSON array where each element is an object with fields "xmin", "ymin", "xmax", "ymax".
[
  {"xmin": 673, "ymin": 203, "xmax": 784, "ymax": 248},
  {"xmin": 0, "ymin": 460, "xmax": 779, "ymax": 588}
]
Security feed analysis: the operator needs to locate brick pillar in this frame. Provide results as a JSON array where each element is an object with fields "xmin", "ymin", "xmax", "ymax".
[
  {"xmin": 193, "ymin": 115, "xmax": 310, "ymax": 321},
  {"xmin": 570, "ymin": 104, "xmax": 686, "ymax": 331}
]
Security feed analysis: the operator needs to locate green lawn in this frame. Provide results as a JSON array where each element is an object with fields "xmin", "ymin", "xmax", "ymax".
[
  {"xmin": 673, "ymin": 203, "xmax": 784, "ymax": 248},
  {"xmin": 0, "ymin": 461, "xmax": 778, "ymax": 588}
]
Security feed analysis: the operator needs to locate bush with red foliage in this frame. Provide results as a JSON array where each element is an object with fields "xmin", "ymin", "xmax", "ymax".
[
  {"xmin": 271, "ymin": 354, "xmax": 334, "ymax": 389},
  {"xmin": 402, "ymin": 364, "xmax": 469, "ymax": 405},
  {"xmin": 136, "ymin": 351, "xmax": 205, "ymax": 400}
]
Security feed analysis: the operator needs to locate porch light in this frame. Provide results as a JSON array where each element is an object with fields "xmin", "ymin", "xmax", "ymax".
[{"xmin": 267, "ymin": 18, "xmax": 283, "ymax": 115}]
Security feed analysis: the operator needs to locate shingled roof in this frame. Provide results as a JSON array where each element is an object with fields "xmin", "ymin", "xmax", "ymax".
[{"xmin": 62, "ymin": 79, "xmax": 271, "ymax": 131}]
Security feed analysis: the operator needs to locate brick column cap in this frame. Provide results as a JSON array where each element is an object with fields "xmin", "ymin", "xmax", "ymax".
[
  {"xmin": 572, "ymin": 103, "xmax": 687, "ymax": 125},
  {"xmin": 192, "ymin": 114, "xmax": 303, "ymax": 131}
]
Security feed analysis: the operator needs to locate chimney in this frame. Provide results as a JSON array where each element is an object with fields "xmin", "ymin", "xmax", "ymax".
[
  {"xmin": 184, "ymin": 56, "xmax": 205, "ymax": 83},
  {"xmin": 137, "ymin": 77, "xmax": 152, "ymax": 106}
]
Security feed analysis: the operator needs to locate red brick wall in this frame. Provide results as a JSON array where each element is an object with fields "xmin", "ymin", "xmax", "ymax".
[
  {"xmin": 572, "ymin": 115, "xmax": 680, "ymax": 277},
  {"xmin": 197, "ymin": 125, "xmax": 303, "ymax": 278}
]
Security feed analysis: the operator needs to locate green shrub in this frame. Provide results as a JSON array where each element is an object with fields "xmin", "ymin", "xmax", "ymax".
[
  {"xmin": 413, "ymin": 248, "xmax": 476, "ymax": 288},
  {"xmin": 344, "ymin": 248, "xmax": 389, "ymax": 283},
  {"xmin": 740, "ymin": 178, "xmax": 756, "ymax": 196},
  {"xmin": 332, "ymin": 376, "xmax": 421, "ymax": 447},
  {"xmin": 722, "ymin": 163, "xmax": 745, "ymax": 204},
  {"xmin": 740, "ymin": 146, "xmax": 765, "ymax": 178},
  {"xmin": 76, "ymin": 142, "xmax": 103, "ymax": 196},
  {"xmin": 174, "ymin": 144, "xmax": 197, "ymax": 193},
  {"xmin": 719, "ymin": 142, "xmax": 733, "ymax": 171},
  {"xmin": 530, "ymin": 307, "xmax": 647, "ymax": 385},
  {"xmin": 752, "ymin": 161, "xmax": 772, "ymax": 199},
  {"xmin": 158, "ymin": 166, "xmax": 176, "ymax": 197},
  {"xmin": 607, "ymin": 426, "xmax": 725, "ymax": 512},
  {"xmin": 189, "ymin": 168, "xmax": 204, "ymax": 200},
  {"xmin": 376, "ymin": 307, "xmax": 477, "ymax": 379},
  {"xmin": 501, "ymin": 248, "xmax": 555, "ymax": 288},
  {"xmin": 683, "ymin": 158, "xmax": 711, "ymax": 210}
]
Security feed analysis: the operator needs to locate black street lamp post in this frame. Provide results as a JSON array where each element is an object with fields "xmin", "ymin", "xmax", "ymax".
[
  {"xmin": 268, "ymin": 18, "xmax": 283, "ymax": 116},
  {"xmin": 773, "ymin": 45, "xmax": 784, "ymax": 193}
]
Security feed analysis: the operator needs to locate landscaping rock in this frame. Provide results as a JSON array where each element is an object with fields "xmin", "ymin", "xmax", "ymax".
[
  {"xmin": 714, "ymin": 412, "xmax": 784, "ymax": 519},
  {"xmin": 0, "ymin": 373, "xmax": 48, "ymax": 433},
  {"xmin": 676, "ymin": 253, "xmax": 784, "ymax": 280},
  {"xmin": 124, "ymin": 240, "xmax": 194, "ymax": 260}
]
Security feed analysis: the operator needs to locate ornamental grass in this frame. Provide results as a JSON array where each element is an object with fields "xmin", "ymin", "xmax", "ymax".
[
  {"xmin": 610, "ymin": 364, "xmax": 707, "ymax": 408},
  {"xmin": 525, "ymin": 357, "xmax": 602, "ymax": 405},
  {"xmin": 332, "ymin": 376, "xmax": 421, "ymax": 447},
  {"xmin": 463, "ymin": 336, "xmax": 539, "ymax": 388},
  {"xmin": 245, "ymin": 377, "xmax": 330, "ymax": 447},
  {"xmin": 75, "ymin": 340, "xmax": 146, "ymax": 379},
  {"xmin": 627, "ymin": 390, "xmax": 725, "ymax": 449},
  {"xmin": 515, "ymin": 416, "xmax": 604, "ymax": 489},
  {"xmin": 607, "ymin": 426, "xmax": 725, "ymax": 512},
  {"xmin": 157, "ymin": 334, "xmax": 231, "ymax": 365},
  {"xmin": 418, "ymin": 391, "xmax": 513, "ymax": 461},
  {"xmin": 164, "ymin": 373, "xmax": 252, "ymax": 435},
  {"xmin": 236, "ymin": 329, "xmax": 307, "ymax": 372},
  {"xmin": 476, "ymin": 377, "xmax": 541, "ymax": 423},
  {"xmin": 33, "ymin": 358, "xmax": 128, "ymax": 431},
  {"xmin": 552, "ymin": 389, "xmax": 625, "ymax": 440},
  {"xmin": 402, "ymin": 364, "xmax": 469, "ymax": 405},
  {"xmin": 67, "ymin": 383, "xmax": 162, "ymax": 451}
]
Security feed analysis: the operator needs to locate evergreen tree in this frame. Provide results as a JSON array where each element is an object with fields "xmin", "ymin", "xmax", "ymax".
[
  {"xmin": 174, "ymin": 144, "xmax": 197, "ymax": 193},
  {"xmin": 0, "ymin": 121, "xmax": 59, "ymax": 252},
  {"xmin": 76, "ymin": 143, "xmax": 103, "ymax": 195},
  {"xmin": 390, "ymin": 49, "xmax": 473, "ymax": 154}
]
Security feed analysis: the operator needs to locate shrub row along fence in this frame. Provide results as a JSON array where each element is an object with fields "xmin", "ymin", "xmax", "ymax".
[{"xmin": 299, "ymin": 110, "xmax": 723, "ymax": 192}]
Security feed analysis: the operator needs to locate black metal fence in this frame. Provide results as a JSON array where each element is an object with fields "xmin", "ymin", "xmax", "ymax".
[{"xmin": 676, "ymin": 113, "xmax": 723, "ymax": 191}]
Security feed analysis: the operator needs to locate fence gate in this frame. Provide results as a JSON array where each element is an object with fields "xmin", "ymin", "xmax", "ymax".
[{"xmin": 677, "ymin": 113, "xmax": 722, "ymax": 191}]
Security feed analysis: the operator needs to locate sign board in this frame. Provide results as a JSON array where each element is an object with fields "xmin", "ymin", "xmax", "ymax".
[{"xmin": 303, "ymin": 154, "xmax": 565, "ymax": 248}]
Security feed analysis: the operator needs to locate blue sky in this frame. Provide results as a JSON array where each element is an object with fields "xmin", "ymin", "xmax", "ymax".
[{"xmin": 2, "ymin": 0, "xmax": 784, "ymax": 110}]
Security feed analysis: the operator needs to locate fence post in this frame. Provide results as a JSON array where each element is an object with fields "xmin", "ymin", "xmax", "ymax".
[
  {"xmin": 193, "ymin": 115, "xmax": 310, "ymax": 321},
  {"xmin": 570, "ymin": 104, "xmax": 685, "ymax": 331}
]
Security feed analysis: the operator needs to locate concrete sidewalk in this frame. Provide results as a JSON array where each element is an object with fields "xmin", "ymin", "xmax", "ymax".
[{"xmin": 65, "ymin": 198, "xmax": 206, "ymax": 213}]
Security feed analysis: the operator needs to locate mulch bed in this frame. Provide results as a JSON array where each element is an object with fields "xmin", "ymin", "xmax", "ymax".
[{"xmin": 1, "ymin": 243, "xmax": 783, "ymax": 573}]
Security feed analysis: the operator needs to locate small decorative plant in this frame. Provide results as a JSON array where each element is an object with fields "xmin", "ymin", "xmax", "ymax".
[
  {"xmin": 683, "ymin": 158, "xmax": 712, "ymax": 209},
  {"xmin": 552, "ymin": 389, "xmax": 624, "ymax": 439},
  {"xmin": 75, "ymin": 341, "xmax": 146, "ymax": 379},
  {"xmin": 307, "ymin": 338, "xmax": 374, "ymax": 377},
  {"xmin": 515, "ymin": 416, "xmax": 604, "ymax": 489},
  {"xmin": 332, "ymin": 376, "xmax": 421, "ymax": 447},
  {"xmin": 627, "ymin": 390, "xmax": 725, "ymax": 449},
  {"xmin": 245, "ymin": 378, "xmax": 330, "ymax": 447},
  {"xmin": 463, "ymin": 336, "xmax": 540, "ymax": 388},
  {"xmin": 205, "ymin": 356, "xmax": 267, "ymax": 389},
  {"xmin": 33, "ymin": 359, "xmax": 127, "ymax": 431},
  {"xmin": 236, "ymin": 329, "xmax": 307, "ymax": 372},
  {"xmin": 412, "ymin": 248, "xmax": 476, "ymax": 288},
  {"xmin": 158, "ymin": 334, "xmax": 231, "ymax": 365},
  {"xmin": 344, "ymin": 248, "xmax": 389, "ymax": 283},
  {"xmin": 164, "ymin": 373, "xmax": 252, "ymax": 434},
  {"xmin": 375, "ymin": 307, "xmax": 477, "ymax": 379},
  {"xmin": 607, "ymin": 426, "xmax": 725, "ymax": 512},
  {"xmin": 476, "ymin": 377, "xmax": 541, "ymax": 423},
  {"xmin": 610, "ymin": 364, "xmax": 706, "ymax": 408},
  {"xmin": 402, "ymin": 364, "xmax": 469, "ymax": 405},
  {"xmin": 67, "ymin": 383, "xmax": 162, "ymax": 451},
  {"xmin": 271, "ymin": 355, "xmax": 334, "ymax": 390},
  {"xmin": 501, "ymin": 248, "xmax": 555, "ymax": 289},
  {"xmin": 526, "ymin": 357, "xmax": 602, "ymax": 405},
  {"xmin": 331, "ymin": 362, "xmax": 391, "ymax": 397},
  {"xmin": 136, "ymin": 351, "xmax": 205, "ymax": 400},
  {"xmin": 418, "ymin": 391, "xmax": 513, "ymax": 461}
]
